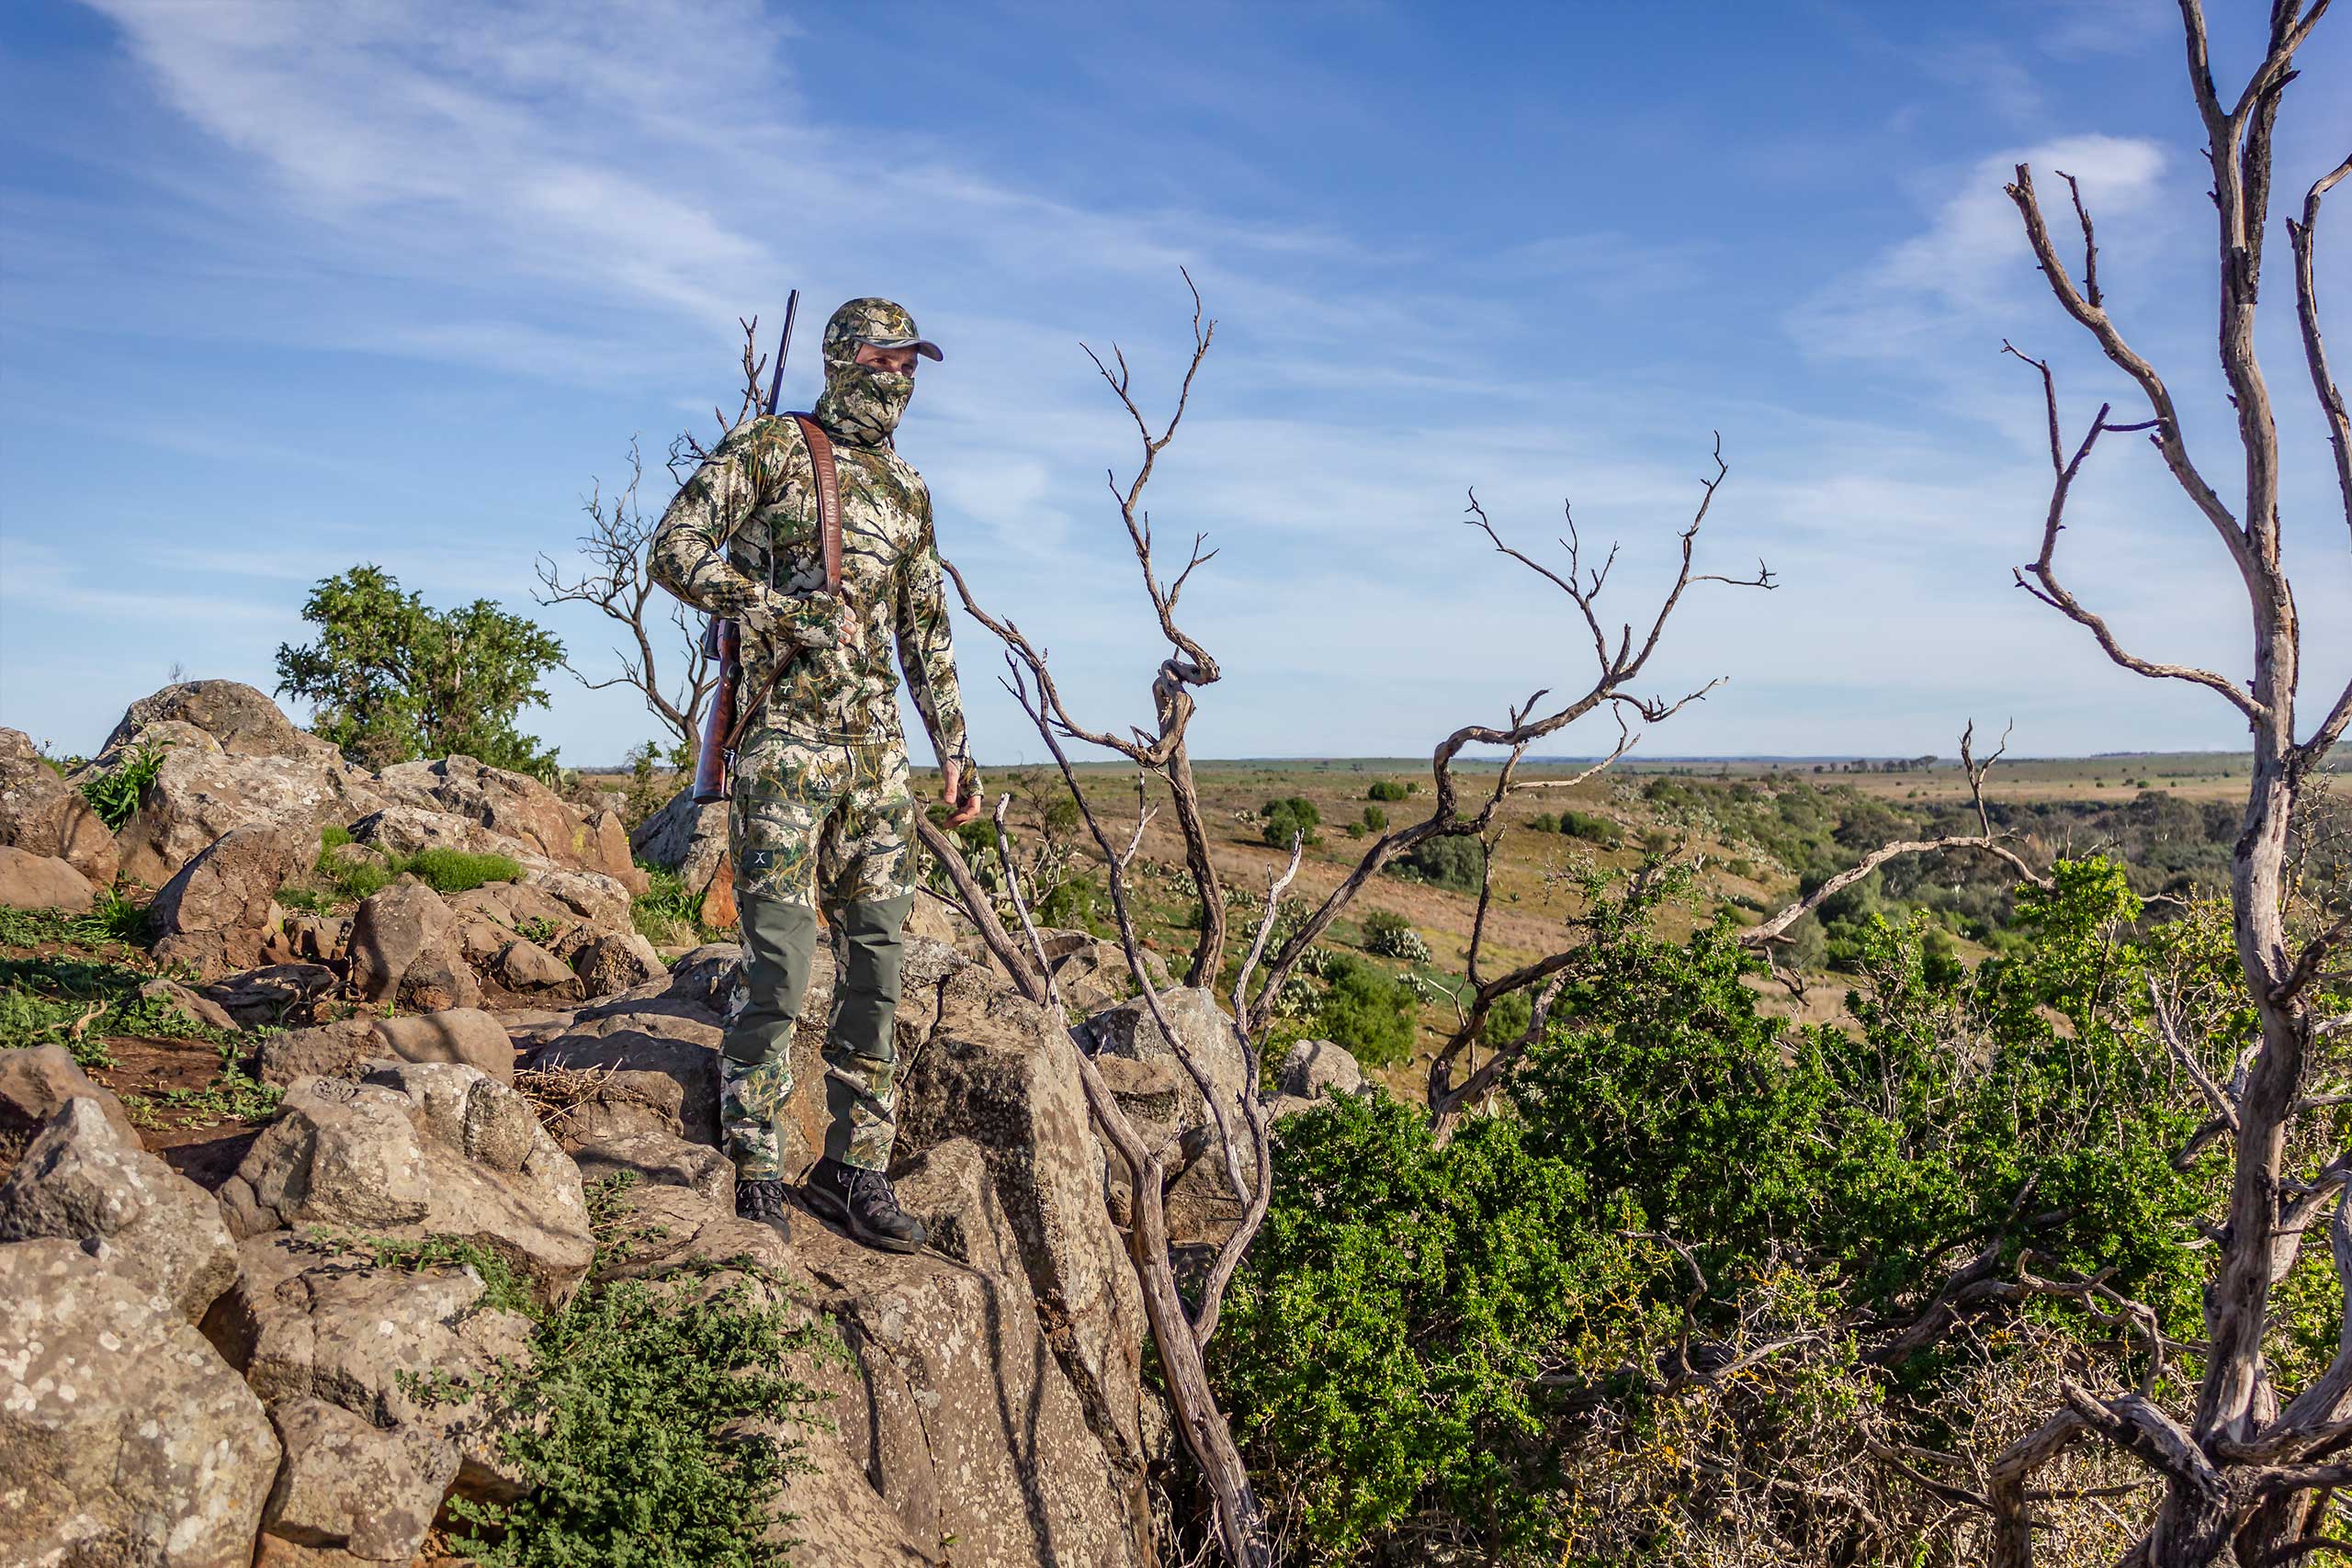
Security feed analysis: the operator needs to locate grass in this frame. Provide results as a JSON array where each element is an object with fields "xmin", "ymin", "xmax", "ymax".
[
  {"xmin": 0, "ymin": 890, "xmax": 149, "ymax": 951},
  {"xmin": 631, "ymin": 863, "xmax": 711, "ymax": 946},
  {"xmin": 307, "ymin": 825, "xmax": 526, "ymax": 906},
  {"xmin": 76, "ymin": 733, "xmax": 171, "ymax": 829},
  {"xmin": 0, "ymin": 931, "xmax": 234, "ymax": 1069}
]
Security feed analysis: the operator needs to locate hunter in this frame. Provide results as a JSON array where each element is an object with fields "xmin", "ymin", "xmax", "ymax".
[{"xmin": 649, "ymin": 297, "xmax": 981, "ymax": 1252}]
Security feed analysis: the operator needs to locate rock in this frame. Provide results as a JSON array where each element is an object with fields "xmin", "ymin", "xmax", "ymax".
[
  {"xmin": 1262, "ymin": 1092, "xmax": 1319, "ymax": 1122},
  {"xmin": 0, "ymin": 845, "xmax": 96, "ymax": 911},
  {"xmin": 628, "ymin": 787, "xmax": 729, "ymax": 895},
  {"xmin": 0, "ymin": 1236, "xmax": 279, "ymax": 1565},
  {"xmin": 101, "ymin": 679, "xmax": 343, "ymax": 763},
  {"xmin": 524, "ymin": 1066, "xmax": 686, "ymax": 1148},
  {"xmin": 283, "ymin": 912, "xmax": 347, "ymax": 964},
  {"xmin": 529, "ymin": 1002, "xmax": 724, "ymax": 1145},
  {"xmin": 205, "ymin": 1231, "xmax": 534, "ymax": 1505},
  {"xmin": 899, "ymin": 974, "xmax": 1149, "ymax": 1483},
  {"xmin": 1093, "ymin": 1052, "xmax": 1185, "ymax": 1130},
  {"xmin": 199, "ymin": 963, "xmax": 339, "ymax": 1030},
  {"xmin": 141, "ymin": 974, "xmax": 242, "ymax": 1033},
  {"xmin": 218, "ymin": 1063, "xmax": 592, "ymax": 1307},
  {"xmin": 1086, "ymin": 987, "xmax": 1258, "ymax": 1197},
  {"xmin": 0, "ymin": 1045, "xmax": 136, "ymax": 1178},
  {"xmin": 0, "ymin": 1096, "xmax": 240, "ymax": 1321},
  {"xmin": 492, "ymin": 937, "xmax": 581, "ymax": 998},
  {"xmin": 580, "ymin": 807, "xmax": 648, "ymax": 893},
  {"xmin": 569, "ymin": 1125, "xmax": 732, "ymax": 1208},
  {"xmin": 372, "ymin": 1009, "xmax": 516, "ymax": 1083},
  {"xmin": 112, "ymin": 747, "xmax": 371, "ymax": 889},
  {"xmin": 590, "ymin": 1178, "xmax": 782, "ymax": 1282},
  {"xmin": 376, "ymin": 755, "xmax": 639, "ymax": 886},
  {"xmin": 252, "ymin": 1018, "xmax": 383, "ymax": 1086},
  {"xmin": 571, "ymin": 930, "xmax": 663, "ymax": 998},
  {"xmin": 792, "ymin": 1138, "xmax": 1150, "ymax": 1565},
  {"xmin": 145, "ymin": 822, "xmax": 309, "ymax": 981},
  {"xmin": 1277, "ymin": 1037, "xmax": 1365, "ymax": 1100},
  {"xmin": 0, "ymin": 726, "xmax": 119, "ymax": 886},
  {"xmin": 346, "ymin": 878, "xmax": 482, "ymax": 1012},
  {"xmin": 260, "ymin": 1396, "xmax": 461, "ymax": 1563}
]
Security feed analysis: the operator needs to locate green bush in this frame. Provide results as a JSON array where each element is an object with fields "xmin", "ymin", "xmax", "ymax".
[
  {"xmin": 1362, "ymin": 804, "xmax": 1388, "ymax": 832},
  {"xmin": 1310, "ymin": 953, "xmax": 1419, "ymax": 1068},
  {"xmin": 1557, "ymin": 810, "xmax": 1621, "ymax": 848},
  {"xmin": 1528, "ymin": 811, "xmax": 1557, "ymax": 834},
  {"xmin": 1366, "ymin": 780, "xmax": 1408, "ymax": 803},
  {"xmin": 311, "ymin": 839, "xmax": 524, "ymax": 906},
  {"xmin": 631, "ymin": 865, "xmax": 707, "ymax": 945},
  {"xmin": 1261, "ymin": 795, "xmax": 1320, "ymax": 850},
  {"xmin": 1387, "ymin": 834, "xmax": 1484, "ymax": 894},
  {"xmin": 1358, "ymin": 908, "xmax": 1429, "ymax": 964},
  {"xmin": 1213, "ymin": 859, "xmax": 2230, "ymax": 1562},
  {"xmin": 78, "ymin": 734, "xmax": 171, "ymax": 830}
]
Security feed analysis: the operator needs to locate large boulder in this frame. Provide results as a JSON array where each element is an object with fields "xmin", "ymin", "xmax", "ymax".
[
  {"xmin": 1083, "ymin": 986, "xmax": 1261, "ymax": 1237},
  {"xmin": 0, "ymin": 1045, "xmax": 137, "ymax": 1178},
  {"xmin": 0, "ymin": 726, "xmax": 119, "ymax": 886},
  {"xmin": 1276, "ymin": 1037, "xmax": 1365, "ymax": 1101},
  {"xmin": 259, "ymin": 1396, "xmax": 463, "ymax": 1564},
  {"xmin": 0, "ymin": 845, "xmax": 96, "ymax": 912},
  {"xmin": 0, "ymin": 1237, "xmax": 279, "ymax": 1565},
  {"xmin": 376, "ymin": 755, "xmax": 645, "ymax": 889},
  {"xmin": 199, "ymin": 963, "xmax": 339, "ymax": 1030},
  {"xmin": 628, "ymin": 787, "xmax": 729, "ymax": 896},
  {"xmin": 0, "ymin": 1096, "xmax": 240, "ymax": 1322},
  {"xmin": 145, "ymin": 822, "xmax": 309, "ymax": 981},
  {"xmin": 257, "ymin": 1010, "xmax": 514, "ymax": 1087},
  {"xmin": 111, "ymin": 747, "xmax": 375, "ymax": 888},
  {"xmin": 791, "ymin": 1138, "xmax": 1150, "ymax": 1565},
  {"xmin": 899, "ymin": 970, "xmax": 1151, "ymax": 1484},
  {"xmin": 346, "ymin": 878, "xmax": 482, "ymax": 1011},
  {"xmin": 528, "ymin": 993, "xmax": 727, "ymax": 1145},
  {"xmin": 101, "ymin": 679, "xmax": 344, "ymax": 763},
  {"xmin": 204, "ymin": 1230, "xmax": 534, "ymax": 1508},
  {"xmin": 217, "ymin": 1062, "xmax": 592, "ymax": 1306}
]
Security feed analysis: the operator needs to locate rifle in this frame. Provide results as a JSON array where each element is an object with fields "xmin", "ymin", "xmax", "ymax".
[{"xmin": 691, "ymin": 289, "xmax": 799, "ymax": 806}]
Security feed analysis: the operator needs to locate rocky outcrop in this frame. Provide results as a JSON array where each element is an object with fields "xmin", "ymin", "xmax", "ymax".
[
  {"xmin": 628, "ymin": 787, "xmax": 728, "ymax": 897},
  {"xmin": 111, "ymin": 746, "xmax": 376, "ymax": 889},
  {"xmin": 253, "ymin": 1009, "xmax": 515, "ymax": 1087},
  {"xmin": 0, "ymin": 1044, "xmax": 136, "ymax": 1177},
  {"xmin": 347, "ymin": 878, "xmax": 482, "ymax": 1011},
  {"xmin": 102, "ymin": 680, "xmax": 345, "ymax": 764},
  {"xmin": 0, "ymin": 726, "xmax": 119, "ymax": 886},
  {"xmin": 375, "ymin": 756, "xmax": 646, "ymax": 892},
  {"xmin": 0, "ymin": 1237, "xmax": 279, "ymax": 1565},
  {"xmin": 205, "ymin": 1231, "xmax": 535, "ymax": 1514},
  {"xmin": 145, "ymin": 822, "xmax": 309, "ymax": 981},
  {"xmin": 218, "ymin": 1063, "xmax": 592, "ymax": 1306},
  {"xmin": 0, "ymin": 844, "xmax": 96, "ymax": 911},
  {"xmin": 0, "ymin": 1096, "xmax": 240, "ymax": 1322}
]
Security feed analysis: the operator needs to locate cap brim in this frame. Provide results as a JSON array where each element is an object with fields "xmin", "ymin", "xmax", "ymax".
[{"xmin": 865, "ymin": 336, "xmax": 944, "ymax": 362}]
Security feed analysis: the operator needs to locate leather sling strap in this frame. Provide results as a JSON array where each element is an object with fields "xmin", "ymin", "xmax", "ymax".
[{"xmin": 724, "ymin": 413, "xmax": 845, "ymax": 753}]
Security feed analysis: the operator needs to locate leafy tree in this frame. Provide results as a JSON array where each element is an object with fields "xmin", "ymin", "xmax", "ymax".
[
  {"xmin": 1261, "ymin": 795, "xmax": 1321, "ymax": 849},
  {"xmin": 1309, "ymin": 952, "xmax": 1418, "ymax": 1067},
  {"xmin": 277, "ymin": 565, "xmax": 565, "ymax": 779}
]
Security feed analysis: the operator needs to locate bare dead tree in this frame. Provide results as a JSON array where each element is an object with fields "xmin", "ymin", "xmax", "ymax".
[
  {"xmin": 534, "ymin": 437, "xmax": 717, "ymax": 764},
  {"xmin": 1982, "ymin": 6, "xmax": 2352, "ymax": 1562}
]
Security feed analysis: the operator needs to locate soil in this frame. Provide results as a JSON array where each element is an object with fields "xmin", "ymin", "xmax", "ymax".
[{"xmin": 83, "ymin": 1034, "xmax": 266, "ymax": 1189}]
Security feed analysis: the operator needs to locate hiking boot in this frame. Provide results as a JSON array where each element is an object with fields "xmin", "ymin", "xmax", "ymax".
[
  {"xmin": 734, "ymin": 1177, "xmax": 792, "ymax": 1243},
  {"xmin": 802, "ymin": 1156, "xmax": 928, "ymax": 1253}
]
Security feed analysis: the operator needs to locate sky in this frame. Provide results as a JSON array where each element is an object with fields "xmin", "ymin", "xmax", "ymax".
[{"xmin": 2, "ymin": 0, "xmax": 2346, "ymax": 769}]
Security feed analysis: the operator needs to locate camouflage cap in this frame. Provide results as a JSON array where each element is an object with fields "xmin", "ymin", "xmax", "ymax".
[{"xmin": 822, "ymin": 298, "xmax": 943, "ymax": 363}]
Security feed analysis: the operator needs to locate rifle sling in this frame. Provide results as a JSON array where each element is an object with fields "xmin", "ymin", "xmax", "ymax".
[{"xmin": 724, "ymin": 413, "xmax": 845, "ymax": 756}]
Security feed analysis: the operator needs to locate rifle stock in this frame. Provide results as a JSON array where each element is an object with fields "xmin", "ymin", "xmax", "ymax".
[{"xmin": 690, "ymin": 616, "xmax": 740, "ymax": 805}]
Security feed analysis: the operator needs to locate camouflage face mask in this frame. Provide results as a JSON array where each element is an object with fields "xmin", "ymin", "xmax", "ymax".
[{"xmin": 813, "ymin": 354, "xmax": 914, "ymax": 446}]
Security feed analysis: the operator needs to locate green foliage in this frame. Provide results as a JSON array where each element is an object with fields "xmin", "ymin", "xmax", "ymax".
[
  {"xmin": 390, "ymin": 1177, "xmax": 831, "ymax": 1568},
  {"xmin": 632, "ymin": 865, "xmax": 708, "ymax": 946},
  {"xmin": 0, "ymin": 943, "xmax": 234, "ymax": 1067},
  {"xmin": 1037, "ymin": 874, "xmax": 1111, "ymax": 938},
  {"xmin": 309, "ymin": 1225, "xmax": 534, "ymax": 1315},
  {"xmin": 1358, "ymin": 908, "xmax": 1429, "ymax": 964},
  {"xmin": 0, "ymin": 891, "xmax": 149, "ymax": 952},
  {"xmin": 1557, "ymin": 809, "xmax": 1621, "ymax": 848},
  {"xmin": 1215, "ymin": 857, "xmax": 2228, "ymax": 1562},
  {"xmin": 276, "ymin": 564, "xmax": 565, "ymax": 780},
  {"xmin": 1362, "ymin": 804, "xmax": 1388, "ymax": 832},
  {"xmin": 1366, "ymin": 780, "xmax": 1408, "ymax": 803},
  {"xmin": 311, "ymin": 841, "xmax": 524, "ymax": 906},
  {"xmin": 1309, "ymin": 953, "xmax": 1419, "ymax": 1068},
  {"xmin": 145, "ymin": 1042, "xmax": 284, "ymax": 1126},
  {"xmin": 1527, "ymin": 811, "xmax": 1557, "ymax": 834},
  {"xmin": 77, "ymin": 734, "xmax": 171, "ymax": 829},
  {"xmin": 1261, "ymin": 795, "xmax": 1321, "ymax": 850},
  {"xmin": 1386, "ymin": 833, "xmax": 1485, "ymax": 894}
]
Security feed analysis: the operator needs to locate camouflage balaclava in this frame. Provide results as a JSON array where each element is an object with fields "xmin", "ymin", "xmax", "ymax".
[{"xmin": 811, "ymin": 297, "xmax": 942, "ymax": 447}]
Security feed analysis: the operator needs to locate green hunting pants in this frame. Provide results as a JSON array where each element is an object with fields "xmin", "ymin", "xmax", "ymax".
[{"xmin": 718, "ymin": 727, "xmax": 919, "ymax": 1178}]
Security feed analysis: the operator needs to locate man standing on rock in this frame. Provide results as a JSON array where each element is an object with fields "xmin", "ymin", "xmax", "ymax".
[{"xmin": 650, "ymin": 298, "xmax": 981, "ymax": 1253}]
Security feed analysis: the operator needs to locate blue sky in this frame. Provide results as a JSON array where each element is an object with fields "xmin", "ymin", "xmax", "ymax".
[{"xmin": 2, "ymin": 1, "xmax": 2346, "ymax": 767}]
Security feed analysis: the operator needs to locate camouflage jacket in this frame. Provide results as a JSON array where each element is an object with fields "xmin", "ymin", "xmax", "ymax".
[{"xmin": 649, "ymin": 413, "xmax": 969, "ymax": 765}]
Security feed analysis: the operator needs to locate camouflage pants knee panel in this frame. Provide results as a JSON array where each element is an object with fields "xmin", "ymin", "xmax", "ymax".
[{"xmin": 720, "ymin": 727, "xmax": 918, "ymax": 1179}]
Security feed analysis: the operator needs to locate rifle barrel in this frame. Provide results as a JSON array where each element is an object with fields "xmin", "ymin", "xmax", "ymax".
[{"xmin": 764, "ymin": 288, "xmax": 800, "ymax": 416}]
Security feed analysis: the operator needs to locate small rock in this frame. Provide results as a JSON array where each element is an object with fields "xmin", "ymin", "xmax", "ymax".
[
  {"xmin": 200, "ymin": 962, "xmax": 338, "ymax": 1029},
  {"xmin": 260, "ymin": 1396, "xmax": 461, "ymax": 1563},
  {"xmin": 0, "ymin": 726, "xmax": 119, "ymax": 886},
  {"xmin": 372, "ymin": 1008, "xmax": 516, "ymax": 1083},
  {"xmin": 141, "ymin": 974, "xmax": 241, "ymax": 1033},
  {"xmin": 1276, "ymin": 1037, "xmax": 1365, "ymax": 1100},
  {"xmin": 347, "ymin": 878, "xmax": 482, "ymax": 1012},
  {"xmin": 571, "ymin": 931, "xmax": 663, "ymax": 998},
  {"xmin": 0, "ymin": 1044, "xmax": 136, "ymax": 1177},
  {"xmin": 569, "ymin": 1125, "xmax": 732, "ymax": 1209},
  {"xmin": 494, "ymin": 936, "xmax": 581, "ymax": 998},
  {"xmin": 0, "ymin": 1096, "xmax": 240, "ymax": 1322},
  {"xmin": 0, "ymin": 844, "xmax": 96, "ymax": 911}
]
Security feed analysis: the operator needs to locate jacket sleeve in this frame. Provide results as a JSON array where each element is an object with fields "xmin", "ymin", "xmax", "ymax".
[
  {"xmin": 895, "ymin": 497, "xmax": 972, "ymax": 769},
  {"xmin": 648, "ymin": 419, "xmax": 793, "ymax": 621}
]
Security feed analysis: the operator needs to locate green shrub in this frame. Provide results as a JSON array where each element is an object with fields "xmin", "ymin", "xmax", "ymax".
[
  {"xmin": 1362, "ymin": 804, "xmax": 1388, "ymax": 832},
  {"xmin": 391, "ymin": 1178, "xmax": 832, "ymax": 1567},
  {"xmin": 404, "ymin": 848, "xmax": 525, "ymax": 895},
  {"xmin": 1037, "ymin": 874, "xmax": 1111, "ymax": 938},
  {"xmin": 1311, "ymin": 953, "xmax": 1419, "ymax": 1068},
  {"xmin": 632, "ymin": 865, "xmax": 707, "ymax": 945},
  {"xmin": 1558, "ymin": 810, "xmax": 1621, "ymax": 848},
  {"xmin": 1387, "ymin": 834, "xmax": 1484, "ymax": 894},
  {"xmin": 1358, "ymin": 908, "xmax": 1429, "ymax": 964},
  {"xmin": 78, "ymin": 734, "xmax": 171, "ymax": 830},
  {"xmin": 1342, "ymin": 822, "xmax": 1367, "ymax": 840},
  {"xmin": 311, "ymin": 841, "xmax": 524, "ymax": 907},
  {"xmin": 1261, "ymin": 795, "xmax": 1320, "ymax": 850},
  {"xmin": 1528, "ymin": 811, "xmax": 1557, "ymax": 834},
  {"xmin": 1366, "ymin": 780, "xmax": 1408, "ymax": 803}
]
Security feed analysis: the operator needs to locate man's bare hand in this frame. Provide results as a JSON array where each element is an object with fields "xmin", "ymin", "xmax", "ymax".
[{"xmin": 941, "ymin": 759, "xmax": 983, "ymax": 829}]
